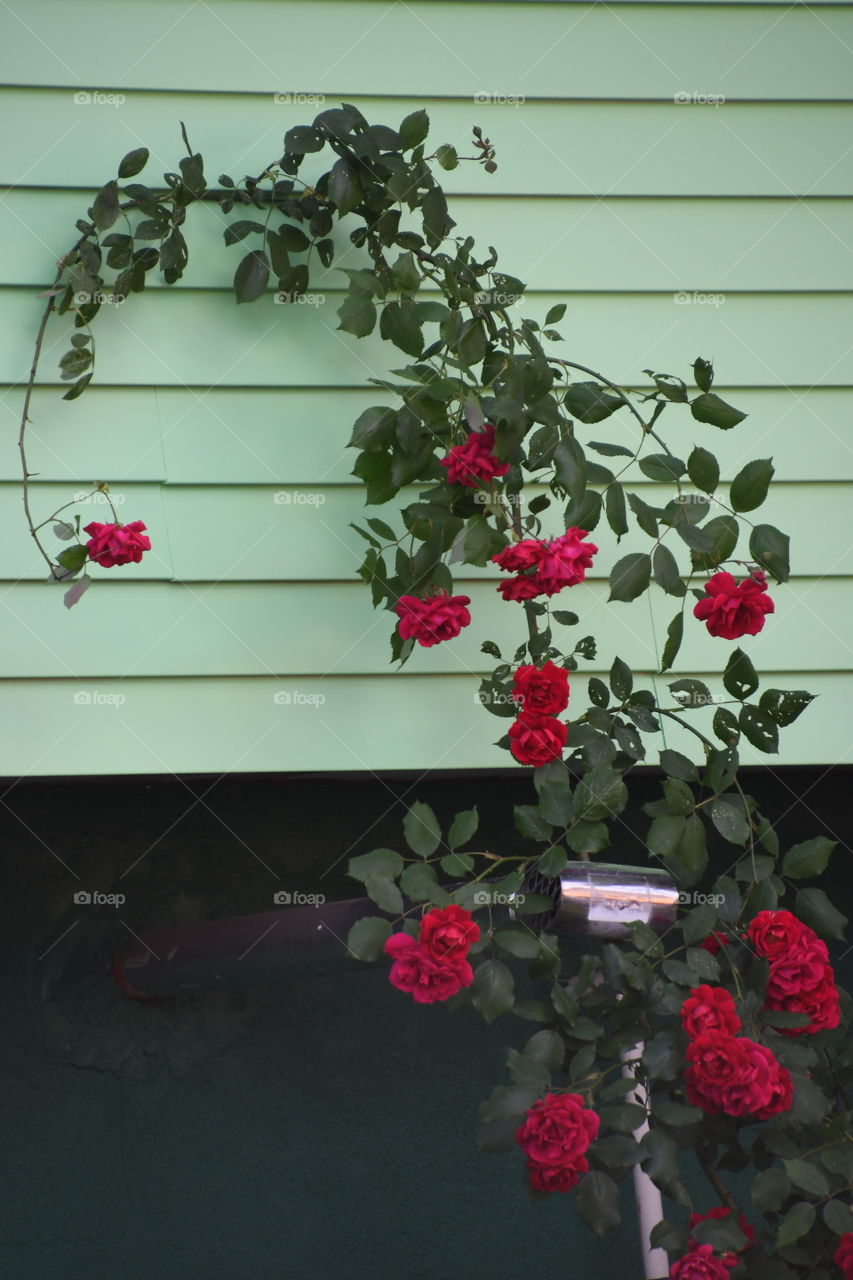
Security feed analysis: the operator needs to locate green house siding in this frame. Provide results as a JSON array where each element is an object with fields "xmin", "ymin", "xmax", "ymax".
[{"xmin": 1, "ymin": 0, "xmax": 851, "ymax": 775}]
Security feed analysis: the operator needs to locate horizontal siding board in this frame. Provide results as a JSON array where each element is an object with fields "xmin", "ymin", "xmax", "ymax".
[
  {"xmin": 6, "ymin": 191, "xmax": 853, "ymax": 293},
  {"xmin": 0, "ymin": 578, "xmax": 849, "ymax": 678},
  {"xmin": 1, "ymin": 482, "xmax": 850, "ymax": 581},
  {"xmin": 4, "ymin": 3, "xmax": 853, "ymax": 99},
  {"xmin": 0, "ymin": 672, "xmax": 847, "ymax": 777},
  {"xmin": 3, "ymin": 386, "xmax": 853, "ymax": 485},
  {"xmin": 4, "ymin": 92, "xmax": 853, "ymax": 195},
  {"xmin": 6, "ymin": 291, "xmax": 853, "ymax": 388}
]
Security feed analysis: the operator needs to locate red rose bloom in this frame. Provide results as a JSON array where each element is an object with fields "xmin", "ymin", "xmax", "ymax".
[
  {"xmin": 492, "ymin": 539, "xmax": 546, "ymax": 573},
  {"xmin": 419, "ymin": 905, "xmax": 479, "ymax": 963},
  {"xmin": 383, "ymin": 933, "xmax": 473, "ymax": 1004},
  {"xmin": 508, "ymin": 712, "xmax": 567, "ymax": 767},
  {"xmin": 497, "ymin": 574, "xmax": 543, "ymax": 603},
  {"xmin": 669, "ymin": 1244, "xmax": 737, "ymax": 1279},
  {"xmin": 834, "ymin": 1233, "xmax": 853, "ymax": 1280},
  {"xmin": 84, "ymin": 520, "xmax": 151, "ymax": 568},
  {"xmin": 766, "ymin": 964, "xmax": 841, "ymax": 1036},
  {"xmin": 516, "ymin": 1092, "xmax": 600, "ymax": 1194},
  {"xmin": 701, "ymin": 932, "xmax": 731, "ymax": 957},
  {"xmin": 535, "ymin": 527, "xmax": 598, "ymax": 595},
  {"xmin": 394, "ymin": 592, "xmax": 471, "ymax": 647},
  {"xmin": 747, "ymin": 909, "xmax": 812, "ymax": 961},
  {"xmin": 440, "ymin": 424, "xmax": 510, "ymax": 488},
  {"xmin": 681, "ymin": 985, "xmax": 742, "ymax": 1038},
  {"xmin": 689, "ymin": 1206, "xmax": 756, "ymax": 1250},
  {"xmin": 685, "ymin": 1031, "xmax": 792, "ymax": 1118},
  {"xmin": 693, "ymin": 570, "xmax": 774, "ymax": 640},
  {"xmin": 511, "ymin": 661, "xmax": 570, "ymax": 716},
  {"xmin": 764, "ymin": 935, "xmax": 830, "ymax": 1000}
]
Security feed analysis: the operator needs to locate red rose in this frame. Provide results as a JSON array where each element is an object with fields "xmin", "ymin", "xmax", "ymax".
[
  {"xmin": 394, "ymin": 592, "xmax": 471, "ymax": 647},
  {"xmin": 765, "ymin": 935, "xmax": 830, "ymax": 1000},
  {"xmin": 701, "ymin": 932, "xmax": 731, "ymax": 957},
  {"xmin": 752, "ymin": 1061, "xmax": 794, "ymax": 1122},
  {"xmin": 419, "ymin": 905, "xmax": 479, "ymax": 963},
  {"xmin": 685, "ymin": 1032, "xmax": 792, "ymax": 1118},
  {"xmin": 689, "ymin": 1206, "xmax": 756, "ymax": 1250},
  {"xmin": 766, "ymin": 964, "xmax": 841, "ymax": 1036},
  {"xmin": 83, "ymin": 520, "xmax": 151, "ymax": 568},
  {"xmin": 497, "ymin": 574, "xmax": 543, "ymax": 603},
  {"xmin": 536, "ymin": 527, "xmax": 598, "ymax": 595},
  {"xmin": 492, "ymin": 539, "xmax": 546, "ymax": 573},
  {"xmin": 834, "ymin": 1233, "xmax": 853, "ymax": 1280},
  {"xmin": 508, "ymin": 712, "xmax": 567, "ymax": 767},
  {"xmin": 681, "ymin": 986, "xmax": 742, "ymax": 1038},
  {"xmin": 440, "ymin": 424, "xmax": 510, "ymax": 487},
  {"xmin": 511, "ymin": 661, "xmax": 570, "ymax": 716},
  {"xmin": 515, "ymin": 1092, "xmax": 600, "ymax": 1194},
  {"xmin": 746, "ymin": 909, "xmax": 813, "ymax": 961},
  {"xmin": 669, "ymin": 1244, "xmax": 738, "ymax": 1279},
  {"xmin": 383, "ymin": 933, "xmax": 473, "ymax": 1004},
  {"xmin": 693, "ymin": 570, "xmax": 774, "ymax": 640}
]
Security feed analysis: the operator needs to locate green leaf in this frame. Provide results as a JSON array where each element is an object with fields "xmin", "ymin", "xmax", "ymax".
[
  {"xmin": 435, "ymin": 143, "xmax": 458, "ymax": 170},
  {"xmin": 534, "ymin": 760, "xmax": 574, "ymax": 826},
  {"xmin": 493, "ymin": 926, "xmax": 541, "ymax": 960},
  {"xmin": 686, "ymin": 446, "xmax": 719, "ymax": 493},
  {"xmin": 563, "ymin": 381, "xmax": 624, "ymax": 423},
  {"xmin": 574, "ymin": 767, "xmax": 628, "ymax": 820},
  {"xmin": 693, "ymin": 357, "xmax": 714, "ymax": 392},
  {"xmin": 782, "ymin": 837, "xmax": 835, "ymax": 879},
  {"xmin": 628, "ymin": 493, "xmax": 660, "ymax": 538},
  {"xmin": 399, "ymin": 108, "xmax": 430, "ymax": 149},
  {"xmin": 403, "ymin": 801, "xmax": 441, "ymax": 858},
  {"xmin": 440, "ymin": 853, "xmax": 473, "ymax": 878},
  {"xmin": 56, "ymin": 543, "xmax": 88, "ymax": 573},
  {"xmin": 609, "ymin": 657, "xmax": 633, "ymax": 701},
  {"xmin": 640, "ymin": 1129, "xmax": 691, "ymax": 1206},
  {"xmin": 752, "ymin": 1167, "xmax": 792, "ymax": 1212},
  {"xmin": 347, "ymin": 916, "xmax": 392, "ymax": 961},
  {"xmin": 723, "ymin": 648, "xmax": 759, "ymax": 700},
  {"xmin": 233, "ymin": 249, "xmax": 269, "ymax": 303},
  {"xmin": 328, "ymin": 158, "xmax": 362, "ymax": 216},
  {"xmin": 823, "ymin": 1199, "xmax": 853, "ymax": 1235},
  {"xmin": 713, "ymin": 706, "xmax": 740, "ymax": 746},
  {"xmin": 589, "ymin": 441, "xmax": 633, "ymax": 458},
  {"xmin": 730, "ymin": 457, "xmax": 774, "ymax": 512},
  {"xmin": 638, "ymin": 453, "xmax": 686, "ymax": 482},
  {"xmin": 795, "ymin": 888, "xmax": 848, "ymax": 940},
  {"xmin": 380, "ymin": 300, "xmax": 423, "ymax": 356},
  {"xmin": 689, "ymin": 514, "xmax": 739, "ymax": 571},
  {"xmin": 653, "ymin": 1100, "xmax": 702, "ymax": 1127},
  {"xmin": 62, "ymin": 373, "xmax": 93, "ymax": 402},
  {"xmin": 277, "ymin": 224, "xmax": 312, "ymax": 253},
  {"xmin": 690, "ymin": 391, "xmax": 747, "ymax": 431},
  {"xmin": 448, "ymin": 807, "xmax": 478, "ymax": 850},
  {"xmin": 91, "ymin": 180, "xmax": 120, "ymax": 230},
  {"xmin": 776, "ymin": 1201, "xmax": 815, "ymax": 1248},
  {"xmin": 759, "ymin": 689, "xmax": 815, "ymax": 727},
  {"xmin": 609, "ymin": 553, "xmax": 651, "ymax": 603},
  {"xmin": 660, "ymin": 611, "xmax": 684, "ymax": 673},
  {"xmin": 364, "ymin": 872, "xmax": 404, "ymax": 914},
  {"xmin": 118, "ymin": 147, "xmax": 149, "ymax": 179},
  {"xmin": 783, "ymin": 1159, "xmax": 830, "ymax": 1198},
  {"xmin": 750, "ymin": 523, "xmax": 790, "ymax": 583},
  {"xmin": 553, "ymin": 436, "xmax": 587, "ymax": 505},
  {"xmin": 576, "ymin": 1172, "xmax": 621, "ymax": 1236},
  {"xmin": 605, "ymin": 482, "xmax": 629, "ymax": 538},
  {"xmin": 642, "ymin": 1031, "xmax": 685, "ymax": 1081},
  {"xmin": 545, "ymin": 303, "xmax": 567, "ymax": 326},
  {"xmin": 338, "ymin": 292, "xmax": 377, "ymax": 338},
  {"xmin": 710, "ymin": 795, "xmax": 750, "ymax": 845},
  {"xmin": 514, "ymin": 805, "xmax": 553, "ymax": 843},
  {"xmin": 400, "ymin": 862, "xmax": 441, "ymax": 902},
  {"xmin": 647, "ymin": 814, "xmax": 686, "ymax": 859},
  {"xmin": 739, "ymin": 705, "xmax": 779, "ymax": 754},
  {"xmin": 653, "ymin": 545, "xmax": 686, "ymax": 597},
  {"xmin": 471, "ymin": 959, "xmax": 515, "ymax": 1023},
  {"xmin": 659, "ymin": 749, "xmax": 698, "ymax": 781},
  {"xmin": 349, "ymin": 848, "xmax": 404, "ymax": 883}
]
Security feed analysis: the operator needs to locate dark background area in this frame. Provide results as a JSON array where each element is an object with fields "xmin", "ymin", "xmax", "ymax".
[{"xmin": 0, "ymin": 766, "xmax": 850, "ymax": 1279}]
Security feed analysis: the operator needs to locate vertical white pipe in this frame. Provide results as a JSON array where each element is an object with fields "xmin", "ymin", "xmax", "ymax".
[{"xmin": 620, "ymin": 1039, "xmax": 669, "ymax": 1280}]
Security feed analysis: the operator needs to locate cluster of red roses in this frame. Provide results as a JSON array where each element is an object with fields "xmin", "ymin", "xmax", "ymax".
[
  {"xmin": 693, "ymin": 569, "xmax": 774, "ymax": 640},
  {"xmin": 681, "ymin": 983, "xmax": 793, "ymax": 1120},
  {"xmin": 491, "ymin": 527, "xmax": 598, "ymax": 602},
  {"xmin": 669, "ymin": 1207, "xmax": 756, "ymax": 1280},
  {"xmin": 383, "ymin": 905, "xmax": 480, "ymax": 1004},
  {"xmin": 514, "ymin": 1090, "xmax": 600, "ymax": 1193},
  {"xmin": 507, "ymin": 660, "xmax": 569, "ymax": 767},
  {"xmin": 748, "ymin": 909, "xmax": 841, "ymax": 1036},
  {"xmin": 439, "ymin": 423, "xmax": 509, "ymax": 488},
  {"xmin": 83, "ymin": 520, "xmax": 151, "ymax": 568}
]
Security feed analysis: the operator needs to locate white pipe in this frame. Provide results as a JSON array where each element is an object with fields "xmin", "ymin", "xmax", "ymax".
[{"xmin": 620, "ymin": 1038, "xmax": 669, "ymax": 1280}]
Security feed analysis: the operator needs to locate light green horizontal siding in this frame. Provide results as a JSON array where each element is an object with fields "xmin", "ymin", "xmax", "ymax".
[
  {"xmin": 1, "ymin": 0, "xmax": 851, "ymax": 774},
  {"xmin": 0, "ymin": 579, "xmax": 849, "ymax": 678},
  {"xmin": 3, "ymin": 2, "xmax": 852, "ymax": 99},
  {"xmin": 0, "ymin": 674, "xmax": 848, "ymax": 778},
  {"xmin": 4, "ymin": 91, "xmax": 853, "ymax": 196},
  {"xmin": 3, "ymin": 387, "xmax": 853, "ymax": 485}
]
